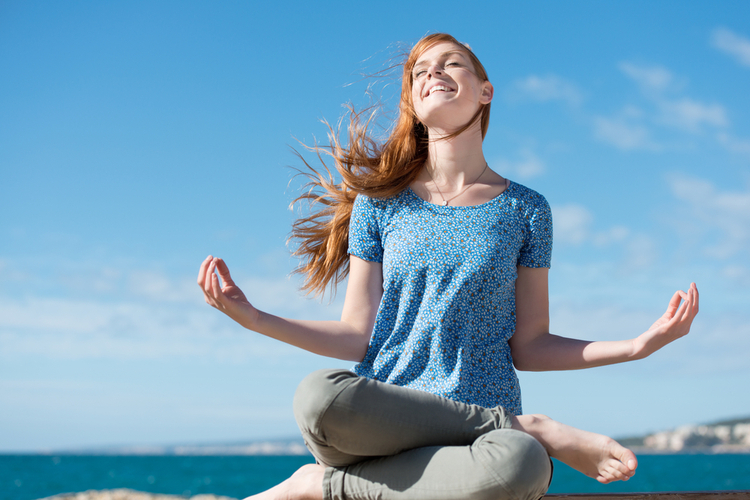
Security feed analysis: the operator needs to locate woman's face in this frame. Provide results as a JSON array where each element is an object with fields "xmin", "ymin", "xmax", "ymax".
[{"xmin": 410, "ymin": 42, "xmax": 493, "ymax": 133}]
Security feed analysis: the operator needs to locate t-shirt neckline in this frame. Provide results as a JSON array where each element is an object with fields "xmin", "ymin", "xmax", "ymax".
[{"xmin": 405, "ymin": 180, "xmax": 514, "ymax": 210}]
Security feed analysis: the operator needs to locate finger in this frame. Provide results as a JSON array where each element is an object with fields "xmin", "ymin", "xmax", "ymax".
[
  {"xmin": 678, "ymin": 285, "xmax": 698, "ymax": 320},
  {"xmin": 691, "ymin": 283, "xmax": 700, "ymax": 315},
  {"xmin": 205, "ymin": 259, "xmax": 218, "ymax": 294},
  {"xmin": 682, "ymin": 288, "xmax": 695, "ymax": 321},
  {"xmin": 214, "ymin": 258, "xmax": 235, "ymax": 286},
  {"xmin": 685, "ymin": 285, "xmax": 700, "ymax": 322},
  {"xmin": 204, "ymin": 290, "xmax": 218, "ymax": 307},
  {"xmin": 206, "ymin": 270, "xmax": 220, "ymax": 300},
  {"xmin": 675, "ymin": 290, "xmax": 692, "ymax": 321},
  {"xmin": 197, "ymin": 255, "xmax": 213, "ymax": 286},
  {"xmin": 211, "ymin": 273, "xmax": 228, "ymax": 302},
  {"xmin": 211, "ymin": 274, "xmax": 228, "ymax": 310},
  {"xmin": 664, "ymin": 290, "xmax": 683, "ymax": 317},
  {"xmin": 202, "ymin": 283, "xmax": 217, "ymax": 307}
]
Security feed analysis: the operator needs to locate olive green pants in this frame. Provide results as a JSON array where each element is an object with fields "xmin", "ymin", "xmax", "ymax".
[{"xmin": 293, "ymin": 369, "xmax": 551, "ymax": 500}]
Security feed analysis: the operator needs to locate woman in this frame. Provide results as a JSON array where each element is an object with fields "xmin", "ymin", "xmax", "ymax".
[{"xmin": 198, "ymin": 33, "xmax": 699, "ymax": 500}]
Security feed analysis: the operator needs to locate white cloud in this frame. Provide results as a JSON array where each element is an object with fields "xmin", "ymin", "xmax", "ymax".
[
  {"xmin": 712, "ymin": 27, "xmax": 750, "ymax": 67},
  {"xmin": 550, "ymin": 302, "xmax": 654, "ymax": 341},
  {"xmin": 552, "ymin": 204, "xmax": 656, "ymax": 272},
  {"xmin": 684, "ymin": 313, "xmax": 750, "ymax": 374},
  {"xmin": 618, "ymin": 62, "xmax": 676, "ymax": 93},
  {"xmin": 592, "ymin": 226, "xmax": 630, "ymax": 247},
  {"xmin": 656, "ymin": 98, "xmax": 728, "ymax": 132},
  {"xmin": 613, "ymin": 61, "xmax": 729, "ymax": 138},
  {"xmin": 549, "ymin": 301, "xmax": 750, "ymax": 376},
  {"xmin": 28, "ymin": 264, "xmax": 198, "ymax": 304},
  {"xmin": 0, "ymin": 296, "xmax": 308, "ymax": 363},
  {"xmin": 621, "ymin": 105, "xmax": 645, "ymax": 119},
  {"xmin": 0, "ymin": 264, "xmax": 344, "ymax": 362},
  {"xmin": 667, "ymin": 173, "xmax": 750, "ymax": 259},
  {"xmin": 623, "ymin": 234, "xmax": 658, "ymax": 271},
  {"xmin": 495, "ymin": 148, "xmax": 546, "ymax": 179},
  {"xmin": 593, "ymin": 115, "xmax": 658, "ymax": 151},
  {"xmin": 0, "ymin": 296, "xmax": 225, "ymax": 358},
  {"xmin": 722, "ymin": 265, "xmax": 750, "ymax": 286},
  {"xmin": 507, "ymin": 75, "xmax": 582, "ymax": 106},
  {"xmin": 552, "ymin": 204, "xmax": 593, "ymax": 245},
  {"xmin": 717, "ymin": 132, "xmax": 750, "ymax": 157},
  {"xmin": 127, "ymin": 271, "xmax": 198, "ymax": 303},
  {"xmin": 667, "ymin": 174, "xmax": 714, "ymax": 199}
]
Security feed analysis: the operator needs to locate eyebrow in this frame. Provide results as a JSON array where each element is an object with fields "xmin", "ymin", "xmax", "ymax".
[{"xmin": 412, "ymin": 50, "xmax": 469, "ymax": 71}]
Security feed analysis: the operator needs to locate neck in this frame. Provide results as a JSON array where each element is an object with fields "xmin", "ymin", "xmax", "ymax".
[{"xmin": 424, "ymin": 122, "xmax": 487, "ymax": 186}]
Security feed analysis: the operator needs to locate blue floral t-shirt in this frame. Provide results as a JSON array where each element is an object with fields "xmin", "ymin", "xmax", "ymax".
[{"xmin": 347, "ymin": 182, "xmax": 552, "ymax": 415}]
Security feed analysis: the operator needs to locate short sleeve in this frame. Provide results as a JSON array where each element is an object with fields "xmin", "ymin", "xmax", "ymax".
[
  {"xmin": 348, "ymin": 194, "xmax": 384, "ymax": 263},
  {"xmin": 517, "ymin": 195, "xmax": 553, "ymax": 268}
]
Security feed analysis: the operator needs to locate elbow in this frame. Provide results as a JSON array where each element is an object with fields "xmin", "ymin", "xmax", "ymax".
[
  {"xmin": 345, "ymin": 330, "xmax": 372, "ymax": 363},
  {"xmin": 509, "ymin": 341, "xmax": 545, "ymax": 372},
  {"xmin": 510, "ymin": 346, "xmax": 533, "ymax": 371},
  {"xmin": 348, "ymin": 343, "xmax": 369, "ymax": 363},
  {"xmin": 512, "ymin": 356, "xmax": 541, "ymax": 372},
  {"xmin": 512, "ymin": 358, "xmax": 527, "ymax": 371}
]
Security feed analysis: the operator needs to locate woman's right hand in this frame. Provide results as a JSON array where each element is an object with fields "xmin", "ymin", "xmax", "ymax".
[
  {"xmin": 197, "ymin": 254, "xmax": 379, "ymax": 361},
  {"xmin": 198, "ymin": 255, "xmax": 260, "ymax": 330}
]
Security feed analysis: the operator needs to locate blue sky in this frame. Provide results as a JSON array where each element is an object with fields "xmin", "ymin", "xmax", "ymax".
[{"xmin": 1, "ymin": 0, "xmax": 749, "ymax": 451}]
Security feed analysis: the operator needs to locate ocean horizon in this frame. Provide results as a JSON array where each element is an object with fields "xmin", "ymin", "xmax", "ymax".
[{"xmin": 3, "ymin": 453, "xmax": 750, "ymax": 500}]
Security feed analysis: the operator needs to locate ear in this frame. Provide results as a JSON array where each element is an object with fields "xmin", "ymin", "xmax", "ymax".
[{"xmin": 479, "ymin": 81, "xmax": 494, "ymax": 104}]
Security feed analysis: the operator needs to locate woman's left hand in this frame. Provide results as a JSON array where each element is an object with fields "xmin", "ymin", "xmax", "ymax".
[{"xmin": 631, "ymin": 282, "xmax": 699, "ymax": 359}]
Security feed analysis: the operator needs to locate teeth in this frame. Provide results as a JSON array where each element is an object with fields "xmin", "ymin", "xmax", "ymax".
[{"xmin": 428, "ymin": 85, "xmax": 451, "ymax": 96}]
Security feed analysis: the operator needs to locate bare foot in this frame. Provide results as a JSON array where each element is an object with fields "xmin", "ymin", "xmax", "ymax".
[
  {"xmin": 243, "ymin": 464, "xmax": 325, "ymax": 500},
  {"xmin": 512, "ymin": 414, "xmax": 638, "ymax": 484}
]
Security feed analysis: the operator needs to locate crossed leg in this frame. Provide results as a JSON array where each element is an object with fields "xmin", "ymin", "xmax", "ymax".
[
  {"xmin": 512, "ymin": 414, "xmax": 637, "ymax": 484},
  {"xmin": 245, "ymin": 369, "xmax": 637, "ymax": 500}
]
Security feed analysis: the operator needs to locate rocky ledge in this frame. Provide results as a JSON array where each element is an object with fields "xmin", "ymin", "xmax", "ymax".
[{"xmin": 39, "ymin": 489, "xmax": 238, "ymax": 500}]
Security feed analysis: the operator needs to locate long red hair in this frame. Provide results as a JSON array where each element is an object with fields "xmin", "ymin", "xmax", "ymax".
[{"xmin": 289, "ymin": 33, "xmax": 491, "ymax": 297}]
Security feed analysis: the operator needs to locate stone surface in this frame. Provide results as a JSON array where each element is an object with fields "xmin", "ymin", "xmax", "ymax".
[{"xmin": 38, "ymin": 489, "xmax": 238, "ymax": 500}]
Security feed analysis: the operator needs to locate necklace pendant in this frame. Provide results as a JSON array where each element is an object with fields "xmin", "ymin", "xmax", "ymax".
[{"xmin": 442, "ymin": 200, "xmax": 448, "ymax": 206}]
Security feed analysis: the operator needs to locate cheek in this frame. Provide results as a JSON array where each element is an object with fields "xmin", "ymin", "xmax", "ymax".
[
  {"xmin": 411, "ymin": 88, "xmax": 424, "ymax": 114},
  {"xmin": 411, "ymin": 84, "xmax": 421, "ymax": 102}
]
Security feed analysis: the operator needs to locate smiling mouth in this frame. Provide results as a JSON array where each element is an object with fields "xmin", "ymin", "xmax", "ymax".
[{"xmin": 426, "ymin": 85, "xmax": 454, "ymax": 97}]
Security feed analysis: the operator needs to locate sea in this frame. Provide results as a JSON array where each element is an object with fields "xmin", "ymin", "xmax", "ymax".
[{"xmin": 2, "ymin": 453, "xmax": 750, "ymax": 500}]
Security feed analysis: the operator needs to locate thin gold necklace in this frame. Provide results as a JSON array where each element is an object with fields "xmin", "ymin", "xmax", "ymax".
[{"xmin": 426, "ymin": 162, "xmax": 489, "ymax": 206}]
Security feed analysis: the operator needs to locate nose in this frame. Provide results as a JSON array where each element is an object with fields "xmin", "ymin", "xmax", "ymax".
[{"xmin": 427, "ymin": 63, "xmax": 443, "ymax": 78}]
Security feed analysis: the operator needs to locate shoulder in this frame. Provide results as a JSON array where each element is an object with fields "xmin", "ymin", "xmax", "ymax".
[
  {"xmin": 348, "ymin": 191, "xmax": 412, "ymax": 261},
  {"xmin": 506, "ymin": 182, "xmax": 550, "ymax": 211},
  {"xmin": 503, "ymin": 182, "xmax": 551, "ymax": 225},
  {"xmin": 353, "ymin": 190, "xmax": 412, "ymax": 218},
  {"xmin": 351, "ymin": 193, "xmax": 381, "ymax": 221},
  {"xmin": 509, "ymin": 183, "xmax": 553, "ymax": 264}
]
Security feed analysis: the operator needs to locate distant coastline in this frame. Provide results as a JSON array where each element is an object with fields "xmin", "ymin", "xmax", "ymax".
[
  {"xmin": 619, "ymin": 416, "xmax": 750, "ymax": 454},
  {"xmin": 29, "ymin": 437, "xmax": 311, "ymax": 456},
  {"xmin": 17, "ymin": 416, "xmax": 750, "ymax": 456}
]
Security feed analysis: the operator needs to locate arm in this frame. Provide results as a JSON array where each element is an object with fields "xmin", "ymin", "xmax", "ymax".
[
  {"xmin": 508, "ymin": 266, "xmax": 699, "ymax": 371},
  {"xmin": 197, "ymin": 254, "xmax": 383, "ymax": 362}
]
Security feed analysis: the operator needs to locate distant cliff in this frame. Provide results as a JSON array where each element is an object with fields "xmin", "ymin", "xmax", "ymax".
[
  {"xmin": 619, "ymin": 416, "xmax": 750, "ymax": 453},
  {"xmin": 46, "ymin": 416, "xmax": 750, "ymax": 455},
  {"xmin": 50, "ymin": 438, "xmax": 311, "ymax": 456}
]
